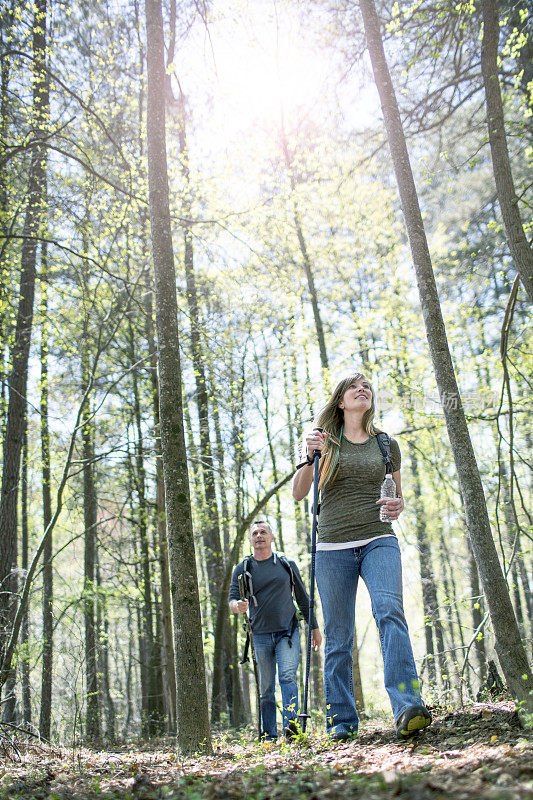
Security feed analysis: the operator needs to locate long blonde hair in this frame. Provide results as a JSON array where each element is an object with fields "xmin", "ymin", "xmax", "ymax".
[{"xmin": 315, "ymin": 372, "xmax": 378, "ymax": 490}]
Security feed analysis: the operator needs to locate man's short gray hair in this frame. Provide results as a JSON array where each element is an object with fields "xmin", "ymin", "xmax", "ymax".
[{"xmin": 249, "ymin": 518, "xmax": 273, "ymax": 534}]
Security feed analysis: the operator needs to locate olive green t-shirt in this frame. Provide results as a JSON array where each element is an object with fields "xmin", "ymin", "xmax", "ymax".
[{"xmin": 317, "ymin": 435, "xmax": 401, "ymax": 545}]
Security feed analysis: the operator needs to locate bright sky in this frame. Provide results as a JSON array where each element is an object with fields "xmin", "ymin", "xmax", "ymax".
[{"xmin": 171, "ymin": 0, "xmax": 378, "ymax": 150}]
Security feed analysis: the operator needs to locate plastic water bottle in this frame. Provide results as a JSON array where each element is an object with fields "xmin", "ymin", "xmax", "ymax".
[{"xmin": 379, "ymin": 473, "xmax": 396, "ymax": 522}]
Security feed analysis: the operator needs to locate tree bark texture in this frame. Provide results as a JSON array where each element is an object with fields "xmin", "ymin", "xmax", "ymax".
[
  {"xmin": 480, "ymin": 0, "xmax": 533, "ymax": 303},
  {"xmin": 145, "ymin": 0, "xmax": 211, "ymax": 753},
  {"xmin": 144, "ymin": 271, "xmax": 177, "ymax": 732},
  {"xmin": 40, "ymin": 243, "xmax": 53, "ymax": 740},
  {"xmin": 0, "ymin": 0, "xmax": 48, "ymax": 689},
  {"xmin": 82, "ymin": 385, "xmax": 101, "ymax": 741},
  {"xmin": 360, "ymin": 0, "xmax": 533, "ymax": 710},
  {"xmin": 129, "ymin": 322, "xmax": 165, "ymax": 734},
  {"xmin": 409, "ymin": 442, "xmax": 450, "ymax": 692},
  {"xmin": 21, "ymin": 424, "xmax": 31, "ymax": 726}
]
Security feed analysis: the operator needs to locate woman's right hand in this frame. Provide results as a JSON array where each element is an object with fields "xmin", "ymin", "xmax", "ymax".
[{"xmin": 306, "ymin": 429, "xmax": 326, "ymax": 460}]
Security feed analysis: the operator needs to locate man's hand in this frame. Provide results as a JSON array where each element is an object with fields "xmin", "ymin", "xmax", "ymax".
[
  {"xmin": 230, "ymin": 599, "xmax": 249, "ymax": 614},
  {"xmin": 312, "ymin": 628, "xmax": 322, "ymax": 651}
]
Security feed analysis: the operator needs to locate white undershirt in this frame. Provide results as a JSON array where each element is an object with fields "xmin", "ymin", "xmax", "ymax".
[{"xmin": 316, "ymin": 533, "xmax": 396, "ymax": 551}]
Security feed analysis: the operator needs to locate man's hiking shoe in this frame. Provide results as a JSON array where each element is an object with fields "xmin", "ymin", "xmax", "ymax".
[
  {"xmin": 329, "ymin": 729, "xmax": 357, "ymax": 743},
  {"xmin": 395, "ymin": 705, "xmax": 431, "ymax": 739},
  {"xmin": 284, "ymin": 721, "xmax": 299, "ymax": 741}
]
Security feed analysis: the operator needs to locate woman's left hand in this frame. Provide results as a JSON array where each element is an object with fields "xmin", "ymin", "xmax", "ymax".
[{"xmin": 376, "ymin": 497, "xmax": 404, "ymax": 520}]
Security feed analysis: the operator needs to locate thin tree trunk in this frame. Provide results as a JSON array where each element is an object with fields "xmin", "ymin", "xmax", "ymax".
[
  {"xmin": 480, "ymin": 0, "xmax": 533, "ymax": 303},
  {"xmin": 122, "ymin": 604, "xmax": 134, "ymax": 738},
  {"xmin": 438, "ymin": 533, "xmax": 470, "ymax": 699},
  {"xmin": 143, "ymin": 271, "xmax": 177, "ymax": 733},
  {"xmin": 145, "ymin": 0, "xmax": 211, "ymax": 753},
  {"xmin": 21, "ymin": 424, "xmax": 31, "ymax": 726},
  {"xmin": 82, "ymin": 381, "xmax": 100, "ymax": 741},
  {"xmin": 0, "ymin": 0, "xmax": 48, "ymax": 709},
  {"xmin": 468, "ymin": 538, "xmax": 487, "ymax": 685},
  {"xmin": 360, "ymin": 0, "xmax": 533, "ymax": 710},
  {"xmin": 408, "ymin": 442, "xmax": 450, "ymax": 693},
  {"xmin": 96, "ymin": 557, "xmax": 115, "ymax": 741},
  {"xmin": 255, "ymin": 348, "xmax": 285, "ymax": 551},
  {"xmin": 0, "ymin": 1, "xmax": 15, "ymax": 431},
  {"xmin": 281, "ymin": 134, "xmax": 329, "ymax": 375},
  {"xmin": 129, "ymin": 321, "xmax": 163, "ymax": 734},
  {"xmin": 408, "ymin": 442, "xmax": 436, "ymax": 686},
  {"xmin": 208, "ymin": 360, "xmax": 231, "ymax": 560},
  {"xmin": 39, "ymin": 241, "xmax": 53, "ymax": 740},
  {"xmin": 285, "ymin": 349, "xmax": 324, "ymax": 710},
  {"xmin": 231, "ymin": 613, "xmax": 247, "ymax": 725}
]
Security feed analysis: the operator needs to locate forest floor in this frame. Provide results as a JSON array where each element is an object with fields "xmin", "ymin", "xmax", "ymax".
[{"xmin": 1, "ymin": 702, "xmax": 531, "ymax": 800}]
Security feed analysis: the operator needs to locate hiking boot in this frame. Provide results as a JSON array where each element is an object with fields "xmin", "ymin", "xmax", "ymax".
[
  {"xmin": 395, "ymin": 705, "xmax": 431, "ymax": 739},
  {"xmin": 284, "ymin": 721, "xmax": 299, "ymax": 741}
]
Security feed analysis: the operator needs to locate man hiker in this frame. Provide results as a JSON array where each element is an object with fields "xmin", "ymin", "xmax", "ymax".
[{"xmin": 229, "ymin": 519, "xmax": 322, "ymax": 741}]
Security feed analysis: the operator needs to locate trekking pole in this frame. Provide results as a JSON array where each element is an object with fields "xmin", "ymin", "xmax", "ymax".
[
  {"xmin": 298, "ymin": 428, "xmax": 322, "ymax": 733},
  {"xmin": 238, "ymin": 574, "xmax": 262, "ymax": 741}
]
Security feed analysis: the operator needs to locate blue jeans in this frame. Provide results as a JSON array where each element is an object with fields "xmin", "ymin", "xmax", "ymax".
[
  {"xmin": 253, "ymin": 624, "xmax": 300, "ymax": 739},
  {"xmin": 315, "ymin": 537, "xmax": 423, "ymax": 737}
]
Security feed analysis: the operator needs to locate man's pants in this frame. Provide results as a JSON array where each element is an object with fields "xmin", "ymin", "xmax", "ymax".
[{"xmin": 252, "ymin": 625, "xmax": 300, "ymax": 739}]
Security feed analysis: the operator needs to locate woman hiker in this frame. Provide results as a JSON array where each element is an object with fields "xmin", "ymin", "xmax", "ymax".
[{"xmin": 292, "ymin": 372, "xmax": 431, "ymax": 742}]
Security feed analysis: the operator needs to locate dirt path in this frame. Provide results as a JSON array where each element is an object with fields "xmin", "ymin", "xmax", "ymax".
[{"xmin": 1, "ymin": 703, "xmax": 531, "ymax": 799}]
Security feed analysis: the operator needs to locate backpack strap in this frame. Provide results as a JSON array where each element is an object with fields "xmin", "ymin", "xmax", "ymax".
[
  {"xmin": 276, "ymin": 553, "xmax": 295, "ymax": 595},
  {"xmin": 376, "ymin": 432, "xmax": 393, "ymax": 474}
]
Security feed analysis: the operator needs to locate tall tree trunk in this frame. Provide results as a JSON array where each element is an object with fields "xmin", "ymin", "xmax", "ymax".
[
  {"xmin": 96, "ymin": 558, "xmax": 115, "ymax": 741},
  {"xmin": 499, "ymin": 459, "xmax": 525, "ymax": 637},
  {"xmin": 255, "ymin": 349, "xmax": 285, "ymax": 551},
  {"xmin": 408, "ymin": 442, "xmax": 450, "ymax": 693},
  {"xmin": 129, "ymin": 320, "xmax": 164, "ymax": 735},
  {"xmin": 408, "ymin": 442, "xmax": 435, "ymax": 686},
  {"xmin": 287, "ymin": 353, "xmax": 325, "ymax": 710},
  {"xmin": 145, "ymin": 0, "xmax": 211, "ymax": 753},
  {"xmin": 208, "ymin": 358, "xmax": 231, "ymax": 560},
  {"xmin": 122, "ymin": 604, "xmax": 134, "ymax": 738},
  {"xmin": 480, "ymin": 0, "xmax": 533, "ymax": 303},
  {"xmin": 468, "ymin": 539, "xmax": 487, "ymax": 685},
  {"xmin": 176, "ymin": 99, "xmax": 236, "ymax": 726},
  {"xmin": 0, "ymin": 0, "xmax": 15, "ymax": 431},
  {"xmin": 0, "ymin": 0, "xmax": 48, "ymax": 709},
  {"xmin": 82, "ymin": 379, "xmax": 100, "ymax": 741},
  {"xmin": 143, "ymin": 271, "xmax": 177, "ymax": 733},
  {"xmin": 39, "ymin": 241, "xmax": 53, "ymax": 740},
  {"xmin": 21, "ymin": 424, "xmax": 31, "ymax": 726},
  {"xmin": 360, "ymin": 0, "xmax": 533, "ymax": 711}
]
